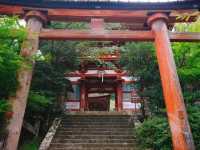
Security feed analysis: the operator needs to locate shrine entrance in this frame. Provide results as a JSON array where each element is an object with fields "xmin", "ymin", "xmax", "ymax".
[
  {"xmin": 87, "ymin": 94, "xmax": 111, "ymax": 111},
  {"xmin": 84, "ymin": 76, "xmax": 121, "ymax": 111},
  {"xmin": 85, "ymin": 78, "xmax": 114, "ymax": 111}
]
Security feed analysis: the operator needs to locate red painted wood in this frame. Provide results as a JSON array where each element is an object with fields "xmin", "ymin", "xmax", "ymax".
[
  {"xmin": 0, "ymin": 4, "xmax": 23, "ymax": 15},
  {"xmin": 90, "ymin": 18, "xmax": 105, "ymax": 32},
  {"xmin": 47, "ymin": 9, "xmax": 197, "ymax": 23},
  {"xmin": 0, "ymin": 4, "xmax": 198, "ymax": 24},
  {"xmin": 115, "ymin": 88, "xmax": 118, "ymax": 111},
  {"xmin": 40, "ymin": 29, "xmax": 200, "ymax": 42},
  {"xmin": 149, "ymin": 13, "xmax": 195, "ymax": 150},
  {"xmin": 40, "ymin": 29, "xmax": 153, "ymax": 41},
  {"xmin": 116, "ymin": 82, "xmax": 123, "ymax": 111}
]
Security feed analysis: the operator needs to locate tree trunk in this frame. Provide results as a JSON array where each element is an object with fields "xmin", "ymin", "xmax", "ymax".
[{"xmin": 5, "ymin": 17, "xmax": 43, "ymax": 150}]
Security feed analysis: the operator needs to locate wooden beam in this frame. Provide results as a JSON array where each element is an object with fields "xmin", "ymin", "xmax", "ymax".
[
  {"xmin": 47, "ymin": 9, "xmax": 147, "ymax": 23},
  {"xmin": 47, "ymin": 9, "xmax": 197, "ymax": 23},
  {"xmin": 39, "ymin": 29, "xmax": 200, "ymax": 42},
  {"xmin": 149, "ymin": 13, "xmax": 195, "ymax": 150},
  {"xmin": 0, "ymin": 4, "xmax": 23, "ymax": 15},
  {"xmin": 169, "ymin": 32, "xmax": 200, "ymax": 42},
  {"xmin": 0, "ymin": 4, "xmax": 198, "ymax": 24},
  {"xmin": 40, "ymin": 29, "xmax": 153, "ymax": 41}
]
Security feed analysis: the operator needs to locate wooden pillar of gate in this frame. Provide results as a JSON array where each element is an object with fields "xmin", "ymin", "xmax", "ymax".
[
  {"xmin": 5, "ymin": 11, "xmax": 46, "ymax": 150},
  {"xmin": 148, "ymin": 13, "xmax": 195, "ymax": 150}
]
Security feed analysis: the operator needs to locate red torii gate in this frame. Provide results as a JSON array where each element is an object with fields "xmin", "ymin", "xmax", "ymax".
[{"xmin": 0, "ymin": 1, "xmax": 199, "ymax": 150}]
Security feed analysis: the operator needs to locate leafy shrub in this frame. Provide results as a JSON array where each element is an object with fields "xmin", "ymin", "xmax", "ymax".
[
  {"xmin": 0, "ymin": 45, "xmax": 22, "ymax": 98},
  {"xmin": 0, "ymin": 100, "xmax": 11, "ymax": 139},
  {"xmin": 27, "ymin": 92, "xmax": 52, "ymax": 114},
  {"xmin": 135, "ymin": 117, "xmax": 172, "ymax": 150},
  {"xmin": 0, "ymin": 16, "xmax": 26, "ymax": 98},
  {"xmin": 187, "ymin": 105, "xmax": 200, "ymax": 149},
  {"xmin": 19, "ymin": 138, "xmax": 39, "ymax": 150},
  {"xmin": 135, "ymin": 105, "xmax": 200, "ymax": 150},
  {"xmin": 0, "ymin": 99, "xmax": 10, "ymax": 115}
]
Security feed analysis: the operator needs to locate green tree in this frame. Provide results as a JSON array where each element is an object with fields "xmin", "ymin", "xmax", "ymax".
[
  {"xmin": 0, "ymin": 16, "xmax": 26, "ymax": 140},
  {"xmin": 120, "ymin": 42, "xmax": 164, "ymax": 113}
]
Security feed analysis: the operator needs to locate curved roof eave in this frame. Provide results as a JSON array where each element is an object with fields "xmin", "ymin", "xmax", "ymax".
[{"xmin": 0, "ymin": 0, "xmax": 199, "ymax": 10}]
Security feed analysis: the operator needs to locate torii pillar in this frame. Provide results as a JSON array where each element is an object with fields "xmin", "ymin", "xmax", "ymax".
[
  {"xmin": 148, "ymin": 13, "xmax": 195, "ymax": 150},
  {"xmin": 5, "ymin": 11, "xmax": 46, "ymax": 150}
]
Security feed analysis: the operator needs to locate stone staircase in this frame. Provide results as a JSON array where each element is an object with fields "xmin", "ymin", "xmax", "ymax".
[{"xmin": 49, "ymin": 112, "xmax": 138, "ymax": 150}]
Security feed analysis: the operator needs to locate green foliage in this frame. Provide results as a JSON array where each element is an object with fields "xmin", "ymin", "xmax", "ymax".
[
  {"xmin": 79, "ymin": 46, "xmax": 118, "ymax": 69},
  {"xmin": 0, "ymin": 100, "xmax": 10, "ymax": 115},
  {"xmin": 120, "ymin": 42, "xmax": 164, "ymax": 113},
  {"xmin": 0, "ymin": 45, "xmax": 22, "ymax": 98},
  {"xmin": 175, "ymin": 18, "xmax": 200, "ymax": 32},
  {"xmin": 0, "ymin": 100, "xmax": 11, "ymax": 139},
  {"xmin": 48, "ymin": 21, "xmax": 88, "ymax": 30},
  {"xmin": 0, "ymin": 16, "xmax": 26, "ymax": 98},
  {"xmin": 135, "ymin": 117, "xmax": 172, "ymax": 150},
  {"xmin": 187, "ymin": 105, "xmax": 200, "ymax": 149},
  {"xmin": 135, "ymin": 105, "xmax": 200, "ymax": 150},
  {"xmin": 0, "ymin": 16, "xmax": 26, "ymax": 138},
  {"xmin": 173, "ymin": 42, "xmax": 200, "ymax": 85},
  {"xmin": 183, "ymin": 91, "xmax": 200, "ymax": 104},
  {"xmin": 27, "ymin": 92, "xmax": 52, "ymax": 113},
  {"xmin": 0, "ymin": 16, "xmax": 26, "ymax": 40},
  {"xmin": 20, "ymin": 138, "xmax": 39, "ymax": 150}
]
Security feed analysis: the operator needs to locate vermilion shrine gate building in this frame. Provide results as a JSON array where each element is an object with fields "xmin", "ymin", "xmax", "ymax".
[
  {"xmin": 65, "ymin": 50, "xmax": 141, "ymax": 112},
  {"xmin": 0, "ymin": 0, "xmax": 199, "ymax": 150}
]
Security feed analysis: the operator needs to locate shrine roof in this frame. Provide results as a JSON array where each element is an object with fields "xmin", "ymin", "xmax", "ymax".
[{"xmin": 0, "ymin": 0, "xmax": 199, "ymax": 10}]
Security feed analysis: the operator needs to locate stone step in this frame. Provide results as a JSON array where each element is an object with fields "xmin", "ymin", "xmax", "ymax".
[
  {"xmin": 49, "ymin": 146, "xmax": 137, "ymax": 150},
  {"xmin": 55, "ymin": 130, "xmax": 134, "ymax": 135},
  {"xmin": 62, "ymin": 117, "xmax": 130, "ymax": 119},
  {"xmin": 58, "ymin": 127, "xmax": 133, "ymax": 132},
  {"xmin": 50, "ymin": 143, "xmax": 136, "ymax": 148},
  {"xmin": 61, "ymin": 120, "xmax": 131, "ymax": 123},
  {"xmin": 62, "ymin": 116, "xmax": 130, "ymax": 119},
  {"xmin": 60, "ymin": 125, "xmax": 132, "ymax": 128},
  {"xmin": 61, "ymin": 120, "xmax": 129, "ymax": 124},
  {"xmin": 52, "ymin": 139, "xmax": 135, "ymax": 143},
  {"xmin": 62, "ymin": 115, "xmax": 130, "ymax": 118},
  {"xmin": 54, "ymin": 134, "xmax": 135, "ymax": 138},
  {"xmin": 56, "ymin": 132, "xmax": 133, "ymax": 138},
  {"xmin": 49, "ymin": 114, "xmax": 137, "ymax": 150},
  {"xmin": 58, "ymin": 129, "xmax": 133, "ymax": 133}
]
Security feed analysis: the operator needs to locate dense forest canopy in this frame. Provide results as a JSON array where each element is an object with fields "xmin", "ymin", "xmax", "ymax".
[{"xmin": 0, "ymin": 16, "xmax": 199, "ymax": 150}]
